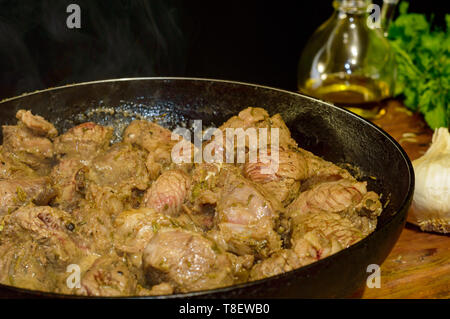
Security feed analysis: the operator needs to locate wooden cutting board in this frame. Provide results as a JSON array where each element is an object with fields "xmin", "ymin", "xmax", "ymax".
[{"xmin": 356, "ymin": 100, "xmax": 450, "ymax": 299}]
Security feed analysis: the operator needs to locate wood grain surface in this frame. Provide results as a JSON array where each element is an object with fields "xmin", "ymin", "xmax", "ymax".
[{"xmin": 358, "ymin": 100, "xmax": 450, "ymax": 299}]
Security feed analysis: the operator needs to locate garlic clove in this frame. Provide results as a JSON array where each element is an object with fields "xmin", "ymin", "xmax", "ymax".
[{"xmin": 408, "ymin": 127, "xmax": 450, "ymax": 233}]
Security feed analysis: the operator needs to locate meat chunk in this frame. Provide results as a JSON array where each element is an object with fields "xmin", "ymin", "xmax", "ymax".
[
  {"xmin": 298, "ymin": 148, "xmax": 354, "ymax": 187},
  {"xmin": 136, "ymin": 282, "xmax": 174, "ymax": 296},
  {"xmin": 113, "ymin": 208, "xmax": 180, "ymax": 265},
  {"xmin": 287, "ymin": 179, "xmax": 381, "ymax": 234},
  {"xmin": 82, "ymin": 143, "xmax": 150, "ymax": 216},
  {"xmin": 86, "ymin": 143, "xmax": 149, "ymax": 192},
  {"xmin": 113, "ymin": 207, "xmax": 199, "ymax": 269},
  {"xmin": 0, "ymin": 177, "xmax": 55, "ymax": 216},
  {"xmin": 85, "ymin": 185, "xmax": 127, "ymax": 216},
  {"xmin": 183, "ymin": 163, "xmax": 238, "ymax": 230},
  {"xmin": 123, "ymin": 120, "xmax": 178, "ymax": 179},
  {"xmin": 123, "ymin": 120, "xmax": 173, "ymax": 154},
  {"xmin": 268, "ymin": 113, "xmax": 299, "ymax": 148},
  {"xmin": 54, "ymin": 122, "xmax": 113, "ymax": 161},
  {"xmin": 220, "ymin": 107, "xmax": 269, "ymax": 130},
  {"xmin": 0, "ymin": 149, "xmax": 36, "ymax": 179},
  {"xmin": 1, "ymin": 125, "xmax": 54, "ymax": 173},
  {"xmin": 16, "ymin": 109, "xmax": 58, "ymax": 138},
  {"xmin": 292, "ymin": 211, "xmax": 364, "ymax": 248},
  {"xmin": 71, "ymin": 206, "xmax": 114, "ymax": 255},
  {"xmin": 0, "ymin": 239, "xmax": 55, "ymax": 292},
  {"xmin": 250, "ymin": 211, "xmax": 363, "ymax": 281},
  {"xmin": 2, "ymin": 205, "xmax": 87, "ymax": 252},
  {"xmin": 143, "ymin": 169, "xmax": 191, "ymax": 216},
  {"xmin": 243, "ymin": 148, "xmax": 308, "ymax": 204},
  {"xmin": 0, "ymin": 205, "xmax": 91, "ymax": 291},
  {"xmin": 50, "ymin": 158, "xmax": 85, "ymax": 211},
  {"xmin": 0, "ymin": 110, "xmax": 57, "ymax": 175},
  {"xmin": 142, "ymin": 229, "xmax": 251, "ymax": 293},
  {"xmin": 244, "ymin": 148, "xmax": 308, "ymax": 183},
  {"xmin": 79, "ymin": 255, "xmax": 137, "ymax": 296},
  {"xmin": 342, "ymin": 191, "xmax": 382, "ymax": 234},
  {"xmin": 287, "ymin": 179, "xmax": 367, "ymax": 216},
  {"xmin": 213, "ymin": 173, "xmax": 285, "ymax": 258},
  {"xmin": 201, "ymin": 108, "xmax": 298, "ymax": 181},
  {"xmin": 219, "ymin": 107, "xmax": 298, "ymax": 149}
]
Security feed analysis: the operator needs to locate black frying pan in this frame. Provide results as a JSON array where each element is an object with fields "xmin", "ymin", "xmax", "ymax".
[{"xmin": 0, "ymin": 78, "xmax": 414, "ymax": 298}]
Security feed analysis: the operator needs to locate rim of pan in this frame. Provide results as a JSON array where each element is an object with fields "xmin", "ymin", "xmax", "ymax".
[{"xmin": 0, "ymin": 77, "xmax": 415, "ymax": 299}]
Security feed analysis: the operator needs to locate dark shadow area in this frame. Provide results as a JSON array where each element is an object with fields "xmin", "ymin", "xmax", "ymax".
[{"xmin": 0, "ymin": 0, "xmax": 442, "ymax": 99}]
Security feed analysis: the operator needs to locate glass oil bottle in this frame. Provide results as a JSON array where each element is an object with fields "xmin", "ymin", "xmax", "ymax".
[{"xmin": 298, "ymin": 0, "xmax": 398, "ymax": 119}]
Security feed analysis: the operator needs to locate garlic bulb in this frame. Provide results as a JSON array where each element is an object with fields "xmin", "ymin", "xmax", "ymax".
[{"xmin": 408, "ymin": 127, "xmax": 450, "ymax": 233}]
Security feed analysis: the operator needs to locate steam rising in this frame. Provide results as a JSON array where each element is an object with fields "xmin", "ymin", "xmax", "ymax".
[{"xmin": 0, "ymin": 0, "xmax": 188, "ymax": 99}]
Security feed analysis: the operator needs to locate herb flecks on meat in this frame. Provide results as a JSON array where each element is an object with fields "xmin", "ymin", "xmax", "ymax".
[{"xmin": 0, "ymin": 108, "xmax": 382, "ymax": 296}]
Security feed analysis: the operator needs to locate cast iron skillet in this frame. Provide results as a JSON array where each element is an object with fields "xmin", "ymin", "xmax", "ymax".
[{"xmin": 0, "ymin": 78, "xmax": 414, "ymax": 298}]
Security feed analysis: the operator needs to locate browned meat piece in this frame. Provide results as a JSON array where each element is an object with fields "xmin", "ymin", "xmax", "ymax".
[
  {"xmin": 268, "ymin": 114, "xmax": 299, "ymax": 148},
  {"xmin": 298, "ymin": 148, "xmax": 354, "ymax": 187},
  {"xmin": 113, "ymin": 208, "xmax": 199, "ymax": 271},
  {"xmin": 84, "ymin": 185, "xmax": 126, "ymax": 217},
  {"xmin": 189, "ymin": 163, "xmax": 237, "ymax": 201},
  {"xmin": 50, "ymin": 158, "xmax": 85, "ymax": 211},
  {"xmin": 79, "ymin": 255, "xmax": 137, "ymax": 296},
  {"xmin": 287, "ymin": 179, "xmax": 366, "ymax": 216},
  {"xmin": 0, "ymin": 241, "xmax": 14, "ymax": 284},
  {"xmin": 341, "ymin": 191, "xmax": 382, "ymax": 234},
  {"xmin": 243, "ymin": 148, "xmax": 308, "ymax": 204},
  {"xmin": 287, "ymin": 178, "xmax": 381, "ymax": 234},
  {"xmin": 250, "ymin": 211, "xmax": 363, "ymax": 281},
  {"xmin": 136, "ymin": 282, "xmax": 174, "ymax": 296},
  {"xmin": 16, "ymin": 109, "xmax": 58, "ymax": 138},
  {"xmin": 262, "ymin": 179, "xmax": 301, "ymax": 206},
  {"xmin": 0, "ymin": 239, "xmax": 55, "ymax": 292},
  {"xmin": 2, "ymin": 205, "xmax": 89, "ymax": 252},
  {"xmin": 123, "ymin": 120, "xmax": 178, "ymax": 179},
  {"xmin": 182, "ymin": 203, "xmax": 216, "ymax": 231},
  {"xmin": 182, "ymin": 163, "xmax": 237, "ymax": 230},
  {"xmin": 54, "ymin": 122, "xmax": 113, "ymax": 161},
  {"xmin": 0, "ymin": 110, "xmax": 55, "ymax": 175},
  {"xmin": 87, "ymin": 143, "xmax": 149, "ymax": 192},
  {"xmin": 81, "ymin": 143, "xmax": 150, "ymax": 216},
  {"xmin": 219, "ymin": 107, "xmax": 298, "ymax": 149},
  {"xmin": 142, "ymin": 228, "xmax": 252, "ymax": 293},
  {"xmin": 113, "ymin": 208, "xmax": 180, "ymax": 266},
  {"xmin": 0, "ymin": 147, "xmax": 37, "ymax": 179},
  {"xmin": 201, "ymin": 108, "xmax": 298, "ymax": 177},
  {"xmin": 71, "ymin": 205, "xmax": 114, "ymax": 255},
  {"xmin": 244, "ymin": 148, "xmax": 308, "ymax": 183},
  {"xmin": 0, "ymin": 177, "xmax": 55, "ymax": 216},
  {"xmin": 0, "ymin": 205, "xmax": 92, "ymax": 291},
  {"xmin": 292, "ymin": 211, "xmax": 364, "ymax": 248},
  {"xmin": 355, "ymin": 191, "xmax": 383, "ymax": 218},
  {"xmin": 249, "ymin": 248, "xmax": 314, "ymax": 281},
  {"xmin": 213, "ymin": 172, "xmax": 285, "ymax": 258},
  {"xmin": 2, "ymin": 125, "xmax": 54, "ymax": 173},
  {"xmin": 220, "ymin": 107, "xmax": 269, "ymax": 130},
  {"xmin": 143, "ymin": 169, "xmax": 191, "ymax": 216},
  {"xmin": 145, "ymin": 148, "xmax": 171, "ymax": 180},
  {"xmin": 124, "ymin": 120, "xmax": 174, "ymax": 153},
  {"xmin": 249, "ymin": 249, "xmax": 295, "ymax": 281}
]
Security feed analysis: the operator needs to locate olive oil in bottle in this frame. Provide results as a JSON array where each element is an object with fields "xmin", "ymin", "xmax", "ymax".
[
  {"xmin": 297, "ymin": 0, "xmax": 397, "ymax": 120},
  {"xmin": 301, "ymin": 73, "xmax": 391, "ymax": 118}
]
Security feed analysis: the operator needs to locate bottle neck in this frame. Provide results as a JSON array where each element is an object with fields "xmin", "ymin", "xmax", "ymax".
[{"xmin": 333, "ymin": 0, "xmax": 372, "ymax": 14}]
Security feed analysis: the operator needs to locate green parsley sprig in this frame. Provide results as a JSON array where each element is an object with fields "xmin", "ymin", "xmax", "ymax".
[{"xmin": 388, "ymin": 1, "xmax": 449, "ymax": 129}]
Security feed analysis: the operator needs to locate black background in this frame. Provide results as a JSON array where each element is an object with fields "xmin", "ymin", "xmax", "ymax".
[{"xmin": 0, "ymin": 0, "xmax": 445, "ymax": 99}]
